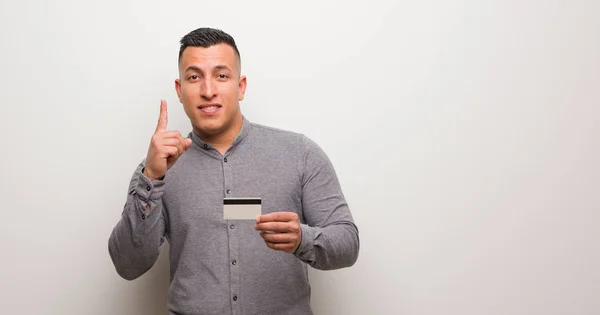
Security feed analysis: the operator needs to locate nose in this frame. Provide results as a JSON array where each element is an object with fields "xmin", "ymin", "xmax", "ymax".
[{"xmin": 200, "ymin": 78, "xmax": 216, "ymax": 100}]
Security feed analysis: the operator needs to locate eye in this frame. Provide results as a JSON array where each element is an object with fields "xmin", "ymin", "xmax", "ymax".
[
  {"xmin": 188, "ymin": 75, "xmax": 199, "ymax": 81},
  {"xmin": 218, "ymin": 74, "xmax": 228, "ymax": 79}
]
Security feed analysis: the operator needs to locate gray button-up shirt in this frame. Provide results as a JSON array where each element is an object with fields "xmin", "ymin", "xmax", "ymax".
[{"xmin": 108, "ymin": 117, "xmax": 359, "ymax": 315}]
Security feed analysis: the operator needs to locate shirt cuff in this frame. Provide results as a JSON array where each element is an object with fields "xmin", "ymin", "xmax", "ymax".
[
  {"xmin": 294, "ymin": 224, "xmax": 320, "ymax": 263},
  {"xmin": 129, "ymin": 167, "xmax": 167, "ymax": 220},
  {"xmin": 135, "ymin": 168, "xmax": 166, "ymax": 201}
]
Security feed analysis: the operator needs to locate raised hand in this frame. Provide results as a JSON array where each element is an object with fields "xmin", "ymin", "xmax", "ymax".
[{"xmin": 143, "ymin": 100, "xmax": 192, "ymax": 180}]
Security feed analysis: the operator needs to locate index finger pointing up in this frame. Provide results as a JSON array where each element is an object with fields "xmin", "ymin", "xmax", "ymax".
[{"xmin": 155, "ymin": 99, "xmax": 168, "ymax": 133}]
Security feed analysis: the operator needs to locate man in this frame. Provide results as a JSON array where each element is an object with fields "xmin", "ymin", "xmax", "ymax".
[{"xmin": 108, "ymin": 27, "xmax": 359, "ymax": 315}]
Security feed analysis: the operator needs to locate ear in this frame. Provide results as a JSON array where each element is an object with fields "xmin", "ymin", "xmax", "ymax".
[
  {"xmin": 238, "ymin": 75, "xmax": 247, "ymax": 101},
  {"xmin": 175, "ymin": 79, "xmax": 182, "ymax": 103}
]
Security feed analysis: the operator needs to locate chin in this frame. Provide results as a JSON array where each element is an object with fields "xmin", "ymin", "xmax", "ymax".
[{"xmin": 194, "ymin": 122, "xmax": 224, "ymax": 136}]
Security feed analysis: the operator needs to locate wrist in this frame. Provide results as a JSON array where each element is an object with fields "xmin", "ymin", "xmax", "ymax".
[
  {"xmin": 292, "ymin": 227, "xmax": 303, "ymax": 254},
  {"xmin": 143, "ymin": 167, "xmax": 164, "ymax": 181}
]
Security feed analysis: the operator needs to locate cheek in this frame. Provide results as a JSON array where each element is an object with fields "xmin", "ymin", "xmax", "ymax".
[
  {"xmin": 222, "ymin": 84, "xmax": 240, "ymax": 100},
  {"xmin": 181, "ymin": 83, "xmax": 198, "ymax": 99}
]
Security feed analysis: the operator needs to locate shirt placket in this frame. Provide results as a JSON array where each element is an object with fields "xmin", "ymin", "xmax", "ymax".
[{"xmin": 223, "ymin": 153, "xmax": 241, "ymax": 315}]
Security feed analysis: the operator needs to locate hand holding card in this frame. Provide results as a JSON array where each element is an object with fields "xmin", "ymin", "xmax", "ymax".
[{"xmin": 254, "ymin": 212, "xmax": 302, "ymax": 254}]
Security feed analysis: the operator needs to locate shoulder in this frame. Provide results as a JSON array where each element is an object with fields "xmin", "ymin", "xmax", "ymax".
[
  {"xmin": 249, "ymin": 122, "xmax": 326, "ymax": 157},
  {"xmin": 249, "ymin": 122, "xmax": 309, "ymax": 145},
  {"xmin": 250, "ymin": 122, "xmax": 301, "ymax": 138}
]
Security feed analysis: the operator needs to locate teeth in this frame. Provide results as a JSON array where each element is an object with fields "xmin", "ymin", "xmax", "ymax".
[{"xmin": 202, "ymin": 106, "xmax": 219, "ymax": 111}]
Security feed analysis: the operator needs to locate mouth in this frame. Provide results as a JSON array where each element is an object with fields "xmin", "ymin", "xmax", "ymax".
[{"xmin": 197, "ymin": 103, "xmax": 222, "ymax": 114}]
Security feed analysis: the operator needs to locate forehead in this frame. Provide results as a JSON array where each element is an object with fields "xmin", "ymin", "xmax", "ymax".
[{"xmin": 179, "ymin": 44, "xmax": 237, "ymax": 71}]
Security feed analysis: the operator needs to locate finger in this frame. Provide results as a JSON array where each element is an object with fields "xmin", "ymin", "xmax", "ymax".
[
  {"xmin": 265, "ymin": 241, "xmax": 295, "ymax": 253},
  {"xmin": 254, "ymin": 222, "xmax": 297, "ymax": 233},
  {"xmin": 183, "ymin": 138, "xmax": 192, "ymax": 150},
  {"xmin": 157, "ymin": 133, "xmax": 185, "ymax": 156},
  {"xmin": 256, "ymin": 212, "xmax": 297, "ymax": 223},
  {"xmin": 162, "ymin": 145, "xmax": 179, "ymax": 158},
  {"xmin": 177, "ymin": 134, "xmax": 187, "ymax": 155},
  {"xmin": 156, "ymin": 138, "xmax": 181, "ymax": 147},
  {"xmin": 157, "ymin": 131, "xmax": 183, "ymax": 139},
  {"xmin": 155, "ymin": 99, "xmax": 168, "ymax": 133},
  {"xmin": 261, "ymin": 232, "xmax": 297, "ymax": 243}
]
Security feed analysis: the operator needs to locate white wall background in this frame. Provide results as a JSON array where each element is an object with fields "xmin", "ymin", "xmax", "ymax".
[{"xmin": 1, "ymin": 0, "xmax": 599, "ymax": 314}]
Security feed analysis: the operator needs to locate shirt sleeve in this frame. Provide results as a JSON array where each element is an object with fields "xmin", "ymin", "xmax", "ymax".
[
  {"xmin": 293, "ymin": 135, "xmax": 360, "ymax": 270},
  {"xmin": 108, "ymin": 159, "xmax": 168, "ymax": 280}
]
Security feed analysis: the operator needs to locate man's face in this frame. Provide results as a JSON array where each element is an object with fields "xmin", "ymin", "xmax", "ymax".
[{"xmin": 175, "ymin": 44, "xmax": 246, "ymax": 138}]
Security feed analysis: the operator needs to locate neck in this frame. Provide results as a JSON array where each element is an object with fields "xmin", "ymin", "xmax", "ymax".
[{"xmin": 195, "ymin": 114, "xmax": 243, "ymax": 155}]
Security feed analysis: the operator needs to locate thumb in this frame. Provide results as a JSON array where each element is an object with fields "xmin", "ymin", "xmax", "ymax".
[{"xmin": 184, "ymin": 138, "xmax": 192, "ymax": 150}]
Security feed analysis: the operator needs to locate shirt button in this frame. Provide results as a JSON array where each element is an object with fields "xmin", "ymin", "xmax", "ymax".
[
  {"xmin": 233, "ymin": 296, "xmax": 238, "ymax": 301},
  {"xmin": 230, "ymin": 224, "xmax": 235, "ymax": 229},
  {"xmin": 232, "ymin": 260, "xmax": 237, "ymax": 265},
  {"xmin": 146, "ymin": 186, "xmax": 151, "ymax": 191},
  {"xmin": 202, "ymin": 144, "xmax": 208, "ymax": 149},
  {"xmin": 141, "ymin": 213, "xmax": 146, "ymax": 220},
  {"xmin": 224, "ymin": 157, "xmax": 228, "ymax": 163},
  {"xmin": 226, "ymin": 189, "xmax": 231, "ymax": 194}
]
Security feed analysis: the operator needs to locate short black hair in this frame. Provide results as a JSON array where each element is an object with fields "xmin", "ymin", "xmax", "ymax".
[{"xmin": 178, "ymin": 27, "xmax": 241, "ymax": 69}]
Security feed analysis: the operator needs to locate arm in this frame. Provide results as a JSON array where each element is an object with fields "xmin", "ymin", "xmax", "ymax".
[
  {"xmin": 293, "ymin": 135, "xmax": 360, "ymax": 270},
  {"xmin": 108, "ymin": 160, "xmax": 167, "ymax": 280},
  {"xmin": 108, "ymin": 100, "xmax": 190, "ymax": 280}
]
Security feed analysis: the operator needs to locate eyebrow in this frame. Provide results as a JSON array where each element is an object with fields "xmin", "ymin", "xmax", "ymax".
[{"xmin": 185, "ymin": 65, "xmax": 233, "ymax": 74}]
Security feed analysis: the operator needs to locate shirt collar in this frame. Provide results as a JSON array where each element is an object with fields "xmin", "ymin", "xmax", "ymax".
[{"xmin": 189, "ymin": 115, "xmax": 252, "ymax": 151}]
